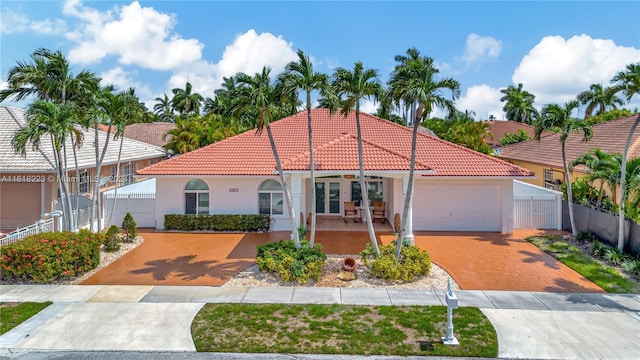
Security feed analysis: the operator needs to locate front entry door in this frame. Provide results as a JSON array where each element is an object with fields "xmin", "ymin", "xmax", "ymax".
[{"xmin": 315, "ymin": 181, "xmax": 341, "ymax": 215}]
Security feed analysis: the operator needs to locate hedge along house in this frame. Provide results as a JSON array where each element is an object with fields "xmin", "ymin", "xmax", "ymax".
[{"xmin": 137, "ymin": 109, "xmax": 534, "ymax": 238}]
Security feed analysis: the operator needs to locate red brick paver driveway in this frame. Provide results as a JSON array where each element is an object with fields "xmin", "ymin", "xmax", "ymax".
[{"xmin": 84, "ymin": 229, "xmax": 602, "ymax": 292}]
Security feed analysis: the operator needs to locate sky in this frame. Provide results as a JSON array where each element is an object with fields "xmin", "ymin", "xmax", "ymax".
[{"xmin": 1, "ymin": 0, "xmax": 640, "ymax": 120}]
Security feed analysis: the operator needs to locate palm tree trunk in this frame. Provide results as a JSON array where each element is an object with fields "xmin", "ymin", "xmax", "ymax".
[
  {"xmin": 563, "ymin": 143, "xmax": 578, "ymax": 236},
  {"xmin": 264, "ymin": 114, "xmax": 301, "ymax": 248},
  {"xmin": 396, "ymin": 114, "xmax": 420, "ymax": 259},
  {"xmin": 71, "ymin": 136, "xmax": 81, "ymax": 231},
  {"xmin": 618, "ymin": 114, "xmax": 640, "ymax": 251},
  {"xmin": 61, "ymin": 142, "xmax": 75, "ymax": 231},
  {"xmin": 355, "ymin": 106, "xmax": 379, "ymax": 256},
  {"xmin": 51, "ymin": 136, "xmax": 67, "ymax": 228},
  {"xmin": 107, "ymin": 135, "xmax": 125, "ymax": 227},
  {"xmin": 307, "ymin": 92, "xmax": 317, "ymax": 247}
]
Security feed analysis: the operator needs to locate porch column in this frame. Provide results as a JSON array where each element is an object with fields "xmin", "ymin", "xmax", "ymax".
[
  {"xmin": 290, "ymin": 173, "xmax": 303, "ymax": 235},
  {"xmin": 402, "ymin": 174, "xmax": 415, "ymax": 245}
]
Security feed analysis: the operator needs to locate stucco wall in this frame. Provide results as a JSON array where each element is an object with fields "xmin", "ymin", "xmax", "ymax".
[{"xmin": 0, "ymin": 179, "xmax": 42, "ymax": 229}]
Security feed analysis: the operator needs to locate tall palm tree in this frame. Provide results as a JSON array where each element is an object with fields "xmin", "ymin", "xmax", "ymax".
[
  {"xmin": 171, "ymin": 81, "xmax": 204, "ymax": 118},
  {"xmin": 332, "ymin": 62, "xmax": 382, "ymax": 256},
  {"xmin": 569, "ymin": 149, "xmax": 620, "ymax": 203},
  {"xmin": 535, "ymin": 100, "xmax": 593, "ymax": 236},
  {"xmin": 611, "ymin": 62, "xmax": 640, "ymax": 251},
  {"xmin": 231, "ymin": 67, "xmax": 301, "ymax": 247},
  {"xmin": 12, "ymin": 101, "xmax": 79, "ymax": 230},
  {"xmin": 500, "ymin": 83, "xmax": 538, "ymax": 124},
  {"xmin": 388, "ymin": 47, "xmax": 460, "ymax": 258},
  {"xmin": 107, "ymin": 88, "xmax": 143, "ymax": 226},
  {"xmin": 153, "ymin": 94, "xmax": 174, "ymax": 122},
  {"xmin": 281, "ymin": 49, "xmax": 330, "ymax": 247},
  {"xmin": 577, "ymin": 83, "xmax": 624, "ymax": 119},
  {"xmin": 2, "ymin": 48, "xmax": 99, "ymax": 230}
]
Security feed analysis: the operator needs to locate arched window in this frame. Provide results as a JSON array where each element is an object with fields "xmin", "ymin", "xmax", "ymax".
[
  {"xmin": 258, "ymin": 179, "xmax": 283, "ymax": 215},
  {"xmin": 185, "ymin": 179, "xmax": 209, "ymax": 215}
]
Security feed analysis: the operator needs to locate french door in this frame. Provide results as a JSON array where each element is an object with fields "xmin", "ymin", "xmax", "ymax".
[{"xmin": 315, "ymin": 181, "xmax": 341, "ymax": 215}]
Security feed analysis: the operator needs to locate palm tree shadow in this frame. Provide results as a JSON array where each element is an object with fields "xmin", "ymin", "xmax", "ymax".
[
  {"xmin": 544, "ymin": 278, "xmax": 604, "ymax": 293},
  {"xmin": 130, "ymin": 255, "xmax": 252, "ymax": 282},
  {"xmin": 518, "ymin": 250, "xmax": 561, "ymax": 270}
]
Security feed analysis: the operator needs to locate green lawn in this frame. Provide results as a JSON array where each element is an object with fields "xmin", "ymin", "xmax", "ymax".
[
  {"xmin": 527, "ymin": 236, "xmax": 640, "ymax": 293},
  {"xmin": 192, "ymin": 303, "xmax": 497, "ymax": 357},
  {"xmin": 0, "ymin": 302, "xmax": 52, "ymax": 335}
]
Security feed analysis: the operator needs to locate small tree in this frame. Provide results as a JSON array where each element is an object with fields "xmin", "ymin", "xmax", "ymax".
[
  {"xmin": 103, "ymin": 225, "xmax": 121, "ymax": 252},
  {"xmin": 122, "ymin": 212, "xmax": 137, "ymax": 242}
]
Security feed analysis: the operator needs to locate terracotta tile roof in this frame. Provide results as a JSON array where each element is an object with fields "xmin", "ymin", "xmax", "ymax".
[
  {"xmin": 138, "ymin": 109, "xmax": 533, "ymax": 177},
  {"xmin": 123, "ymin": 122, "xmax": 175, "ymax": 147},
  {"xmin": 483, "ymin": 121, "xmax": 536, "ymax": 147},
  {"xmin": 499, "ymin": 114, "xmax": 640, "ymax": 169}
]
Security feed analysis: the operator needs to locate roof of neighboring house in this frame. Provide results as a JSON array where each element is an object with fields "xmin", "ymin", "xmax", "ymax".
[
  {"xmin": 138, "ymin": 108, "xmax": 533, "ymax": 178},
  {"xmin": 0, "ymin": 106, "xmax": 167, "ymax": 173},
  {"xmin": 483, "ymin": 120, "xmax": 537, "ymax": 147},
  {"xmin": 97, "ymin": 122, "xmax": 175, "ymax": 147},
  {"xmin": 499, "ymin": 114, "xmax": 640, "ymax": 169}
]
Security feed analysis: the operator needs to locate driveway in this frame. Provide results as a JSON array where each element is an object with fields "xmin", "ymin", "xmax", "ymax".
[{"xmin": 83, "ymin": 229, "xmax": 602, "ymax": 293}]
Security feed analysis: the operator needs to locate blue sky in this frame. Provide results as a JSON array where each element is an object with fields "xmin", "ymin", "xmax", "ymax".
[{"xmin": 2, "ymin": 0, "xmax": 639, "ymax": 119}]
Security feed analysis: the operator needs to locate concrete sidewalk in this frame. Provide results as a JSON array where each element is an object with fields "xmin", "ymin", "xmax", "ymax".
[{"xmin": 1, "ymin": 285, "xmax": 639, "ymax": 359}]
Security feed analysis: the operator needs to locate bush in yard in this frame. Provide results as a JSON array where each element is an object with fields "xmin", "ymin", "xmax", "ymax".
[
  {"xmin": 256, "ymin": 240, "xmax": 326, "ymax": 284},
  {"xmin": 164, "ymin": 214, "xmax": 270, "ymax": 232},
  {"xmin": 0, "ymin": 230, "xmax": 102, "ymax": 283},
  {"xmin": 122, "ymin": 212, "xmax": 137, "ymax": 242},
  {"xmin": 360, "ymin": 242, "xmax": 431, "ymax": 282},
  {"xmin": 103, "ymin": 225, "xmax": 121, "ymax": 252}
]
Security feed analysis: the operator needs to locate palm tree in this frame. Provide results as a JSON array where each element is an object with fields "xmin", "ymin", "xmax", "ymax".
[
  {"xmin": 388, "ymin": 47, "xmax": 460, "ymax": 258},
  {"xmin": 153, "ymin": 94, "xmax": 174, "ymax": 122},
  {"xmin": 500, "ymin": 83, "xmax": 538, "ymax": 124},
  {"xmin": 107, "ymin": 88, "xmax": 143, "ymax": 226},
  {"xmin": 281, "ymin": 49, "xmax": 330, "ymax": 247},
  {"xmin": 12, "ymin": 101, "xmax": 79, "ymax": 230},
  {"xmin": 2, "ymin": 48, "xmax": 99, "ymax": 230},
  {"xmin": 569, "ymin": 149, "xmax": 620, "ymax": 203},
  {"xmin": 163, "ymin": 117, "xmax": 203, "ymax": 154},
  {"xmin": 611, "ymin": 62, "xmax": 640, "ymax": 251},
  {"xmin": 171, "ymin": 81, "xmax": 204, "ymax": 118},
  {"xmin": 577, "ymin": 83, "xmax": 624, "ymax": 119},
  {"xmin": 231, "ymin": 67, "xmax": 301, "ymax": 247},
  {"xmin": 332, "ymin": 62, "xmax": 382, "ymax": 256},
  {"xmin": 535, "ymin": 101, "xmax": 593, "ymax": 236}
]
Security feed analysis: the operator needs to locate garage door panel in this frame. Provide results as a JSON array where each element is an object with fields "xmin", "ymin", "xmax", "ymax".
[{"xmin": 414, "ymin": 183, "xmax": 501, "ymax": 232}]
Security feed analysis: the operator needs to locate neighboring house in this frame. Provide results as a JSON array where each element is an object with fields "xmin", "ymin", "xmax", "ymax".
[
  {"xmin": 100, "ymin": 122, "xmax": 175, "ymax": 148},
  {"xmin": 483, "ymin": 120, "xmax": 537, "ymax": 149},
  {"xmin": 137, "ymin": 109, "xmax": 533, "ymax": 236},
  {"xmin": 0, "ymin": 105, "xmax": 167, "ymax": 230},
  {"xmin": 499, "ymin": 114, "xmax": 640, "ymax": 196}
]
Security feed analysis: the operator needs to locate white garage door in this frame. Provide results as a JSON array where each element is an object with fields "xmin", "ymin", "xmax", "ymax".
[{"xmin": 413, "ymin": 183, "xmax": 501, "ymax": 231}]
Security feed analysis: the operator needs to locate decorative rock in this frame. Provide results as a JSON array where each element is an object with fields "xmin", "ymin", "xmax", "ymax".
[{"xmin": 337, "ymin": 269, "xmax": 357, "ymax": 281}]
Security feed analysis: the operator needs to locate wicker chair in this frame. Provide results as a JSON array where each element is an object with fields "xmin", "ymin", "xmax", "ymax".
[
  {"xmin": 372, "ymin": 201, "xmax": 386, "ymax": 223},
  {"xmin": 343, "ymin": 201, "xmax": 358, "ymax": 223}
]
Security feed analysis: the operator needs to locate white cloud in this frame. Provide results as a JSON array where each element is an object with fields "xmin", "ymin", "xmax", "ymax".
[
  {"xmin": 167, "ymin": 29, "xmax": 298, "ymax": 98},
  {"xmin": 99, "ymin": 67, "xmax": 154, "ymax": 107},
  {"xmin": 513, "ymin": 34, "xmax": 640, "ymax": 107},
  {"xmin": 0, "ymin": 7, "xmax": 65, "ymax": 35},
  {"xmin": 63, "ymin": 0, "xmax": 203, "ymax": 70},
  {"xmin": 458, "ymin": 33, "xmax": 501, "ymax": 69},
  {"xmin": 456, "ymin": 85, "xmax": 504, "ymax": 120},
  {"xmin": 359, "ymin": 98, "xmax": 378, "ymax": 114}
]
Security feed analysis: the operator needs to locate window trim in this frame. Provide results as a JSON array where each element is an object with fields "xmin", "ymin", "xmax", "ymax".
[
  {"xmin": 184, "ymin": 179, "xmax": 210, "ymax": 215},
  {"xmin": 258, "ymin": 179, "xmax": 284, "ymax": 216},
  {"xmin": 78, "ymin": 170, "xmax": 89, "ymax": 194}
]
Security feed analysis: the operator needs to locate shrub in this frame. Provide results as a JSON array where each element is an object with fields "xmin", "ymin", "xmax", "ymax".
[
  {"xmin": 576, "ymin": 231, "xmax": 598, "ymax": 243},
  {"xmin": 622, "ymin": 258, "xmax": 640, "ymax": 276},
  {"xmin": 360, "ymin": 242, "xmax": 431, "ymax": 282},
  {"xmin": 164, "ymin": 214, "xmax": 270, "ymax": 232},
  {"xmin": 122, "ymin": 212, "xmax": 137, "ymax": 242},
  {"xmin": 103, "ymin": 225, "xmax": 121, "ymax": 252},
  {"xmin": 0, "ymin": 230, "xmax": 102, "ymax": 283},
  {"xmin": 604, "ymin": 247, "xmax": 623, "ymax": 266},
  {"xmin": 256, "ymin": 240, "xmax": 326, "ymax": 284}
]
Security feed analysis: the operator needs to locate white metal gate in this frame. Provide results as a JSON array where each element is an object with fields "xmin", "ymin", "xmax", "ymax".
[
  {"xmin": 514, "ymin": 195, "xmax": 562, "ymax": 230},
  {"xmin": 103, "ymin": 192, "xmax": 156, "ymax": 228}
]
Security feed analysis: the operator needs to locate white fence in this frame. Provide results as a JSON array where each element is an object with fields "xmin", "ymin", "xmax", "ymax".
[
  {"xmin": 103, "ymin": 192, "xmax": 156, "ymax": 228},
  {"xmin": 514, "ymin": 195, "xmax": 562, "ymax": 230},
  {"xmin": 1, "ymin": 217, "xmax": 55, "ymax": 246}
]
